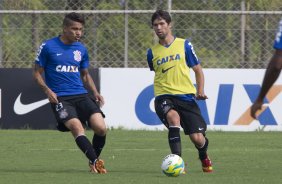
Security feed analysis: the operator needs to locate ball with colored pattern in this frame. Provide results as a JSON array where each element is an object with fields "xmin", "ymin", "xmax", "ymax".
[{"xmin": 161, "ymin": 154, "xmax": 185, "ymax": 177}]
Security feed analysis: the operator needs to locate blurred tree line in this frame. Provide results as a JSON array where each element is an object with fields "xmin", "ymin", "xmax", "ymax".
[{"xmin": 0, "ymin": 0, "xmax": 281, "ymax": 68}]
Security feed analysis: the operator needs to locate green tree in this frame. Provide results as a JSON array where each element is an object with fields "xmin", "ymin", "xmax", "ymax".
[{"xmin": 1, "ymin": 0, "xmax": 47, "ymax": 67}]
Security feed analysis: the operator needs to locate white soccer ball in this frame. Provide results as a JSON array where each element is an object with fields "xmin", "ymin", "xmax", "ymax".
[{"xmin": 161, "ymin": 154, "xmax": 185, "ymax": 177}]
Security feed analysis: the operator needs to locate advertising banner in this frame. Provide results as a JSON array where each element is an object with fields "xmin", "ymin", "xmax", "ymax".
[
  {"xmin": 100, "ymin": 68, "xmax": 282, "ymax": 131},
  {"xmin": 0, "ymin": 68, "xmax": 100, "ymax": 129}
]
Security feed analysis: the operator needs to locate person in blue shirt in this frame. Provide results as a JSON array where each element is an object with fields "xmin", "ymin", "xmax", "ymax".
[
  {"xmin": 33, "ymin": 12, "xmax": 107, "ymax": 174},
  {"xmin": 251, "ymin": 18, "xmax": 282, "ymax": 119}
]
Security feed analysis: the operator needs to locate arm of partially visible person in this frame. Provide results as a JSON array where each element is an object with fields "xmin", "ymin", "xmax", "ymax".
[
  {"xmin": 251, "ymin": 49, "xmax": 282, "ymax": 118},
  {"xmin": 80, "ymin": 68, "xmax": 105, "ymax": 106},
  {"xmin": 32, "ymin": 63, "xmax": 58, "ymax": 104},
  {"xmin": 192, "ymin": 64, "xmax": 208, "ymax": 100}
]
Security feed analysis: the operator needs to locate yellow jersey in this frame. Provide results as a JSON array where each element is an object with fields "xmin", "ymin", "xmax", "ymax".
[{"xmin": 147, "ymin": 37, "xmax": 199, "ymax": 97}]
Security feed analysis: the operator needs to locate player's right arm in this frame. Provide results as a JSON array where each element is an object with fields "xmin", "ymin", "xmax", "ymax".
[
  {"xmin": 33, "ymin": 64, "xmax": 58, "ymax": 104},
  {"xmin": 146, "ymin": 48, "xmax": 154, "ymax": 71},
  {"xmin": 256, "ymin": 49, "xmax": 282, "ymax": 103},
  {"xmin": 258, "ymin": 18, "xmax": 282, "ymax": 102},
  {"xmin": 251, "ymin": 19, "xmax": 282, "ymax": 119},
  {"xmin": 33, "ymin": 42, "xmax": 58, "ymax": 104},
  {"xmin": 250, "ymin": 49, "xmax": 282, "ymax": 118}
]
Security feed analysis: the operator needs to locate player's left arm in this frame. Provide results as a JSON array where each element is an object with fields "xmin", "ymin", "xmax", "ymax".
[
  {"xmin": 80, "ymin": 68, "xmax": 105, "ymax": 106},
  {"xmin": 192, "ymin": 64, "xmax": 208, "ymax": 100},
  {"xmin": 185, "ymin": 40, "xmax": 208, "ymax": 100}
]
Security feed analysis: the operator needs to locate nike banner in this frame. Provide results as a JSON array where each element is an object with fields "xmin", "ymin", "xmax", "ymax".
[{"xmin": 0, "ymin": 68, "xmax": 100, "ymax": 129}]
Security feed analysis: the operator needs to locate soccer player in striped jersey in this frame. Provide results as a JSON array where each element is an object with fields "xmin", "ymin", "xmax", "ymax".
[
  {"xmin": 33, "ymin": 12, "xmax": 107, "ymax": 174},
  {"xmin": 147, "ymin": 10, "xmax": 213, "ymax": 172},
  {"xmin": 251, "ymin": 18, "xmax": 282, "ymax": 118}
]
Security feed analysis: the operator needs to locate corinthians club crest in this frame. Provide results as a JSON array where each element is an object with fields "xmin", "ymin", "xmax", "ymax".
[{"xmin": 73, "ymin": 50, "xmax": 82, "ymax": 62}]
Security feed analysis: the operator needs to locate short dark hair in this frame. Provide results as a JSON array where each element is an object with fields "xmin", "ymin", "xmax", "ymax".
[
  {"xmin": 151, "ymin": 10, "xmax": 171, "ymax": 25},
  {"xmin": 63, "ymin": 12, "xmax": 85, "ymax": 27}
]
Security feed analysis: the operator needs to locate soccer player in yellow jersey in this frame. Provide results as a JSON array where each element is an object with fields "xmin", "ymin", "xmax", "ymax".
[{"xmin": 147, "ymin": 10, "xmax": 212, "ymax": 172}]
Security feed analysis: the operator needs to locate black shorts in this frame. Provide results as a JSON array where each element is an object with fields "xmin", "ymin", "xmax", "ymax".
[
  {"xmin": 154, "ymin": 95, "xmax": 207, "ymax": 135},
  {"xmin": 50, "ymin": 94, "xmax": 105, "ymax": 132}
]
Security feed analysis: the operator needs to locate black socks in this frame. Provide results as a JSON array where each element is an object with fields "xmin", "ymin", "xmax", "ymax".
[
  {"xmin": 196, "ymin": 137, "xmax": 209, "ymax": 160},
  {"xmin": 92, "ymin": 134, "xmax": 106, "ymax": 158},
  {"xmin": 75, "ymin": 135, "xmax": 97, "ymax": 163},
  {"xmin": 168, "ymin": 127, "xmax": 181, "ymax": 156}
]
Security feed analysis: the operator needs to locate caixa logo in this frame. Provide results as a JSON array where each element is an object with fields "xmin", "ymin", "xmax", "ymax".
[{"xmin": 135, "ymin": 84, "xmax": 282, "ymax": 126}]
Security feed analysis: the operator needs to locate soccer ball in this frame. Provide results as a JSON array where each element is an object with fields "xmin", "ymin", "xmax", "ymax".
[{"xmin": 161, "ymin": 154, "xmax": 185, "ymax": 177}]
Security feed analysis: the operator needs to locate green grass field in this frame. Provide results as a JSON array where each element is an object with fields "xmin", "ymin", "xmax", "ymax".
[{"xmin": 0, "ymin": 130, "xmax": 281, "ymax": 184}]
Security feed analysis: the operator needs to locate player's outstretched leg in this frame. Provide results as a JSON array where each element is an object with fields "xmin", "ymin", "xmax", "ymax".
[{"xmin": 75, "ymin": 135, "xmax": 107, "ymax": 174}]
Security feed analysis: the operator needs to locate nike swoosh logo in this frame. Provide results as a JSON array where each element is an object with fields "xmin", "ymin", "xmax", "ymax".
[
  {"xmin": 14, "ymin": 93, "xmax": 49, "ymax": 115},
  {"xmin": 198, "ymin": 128, "xmax": 204, "ymax": 131},
  {"xmin": 162, "ymin": 66, "xmax": 175, "ymax": 73},
  {"xmin": 56, "ymin": 53, "xmax": 62, "ymax": 56}
]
